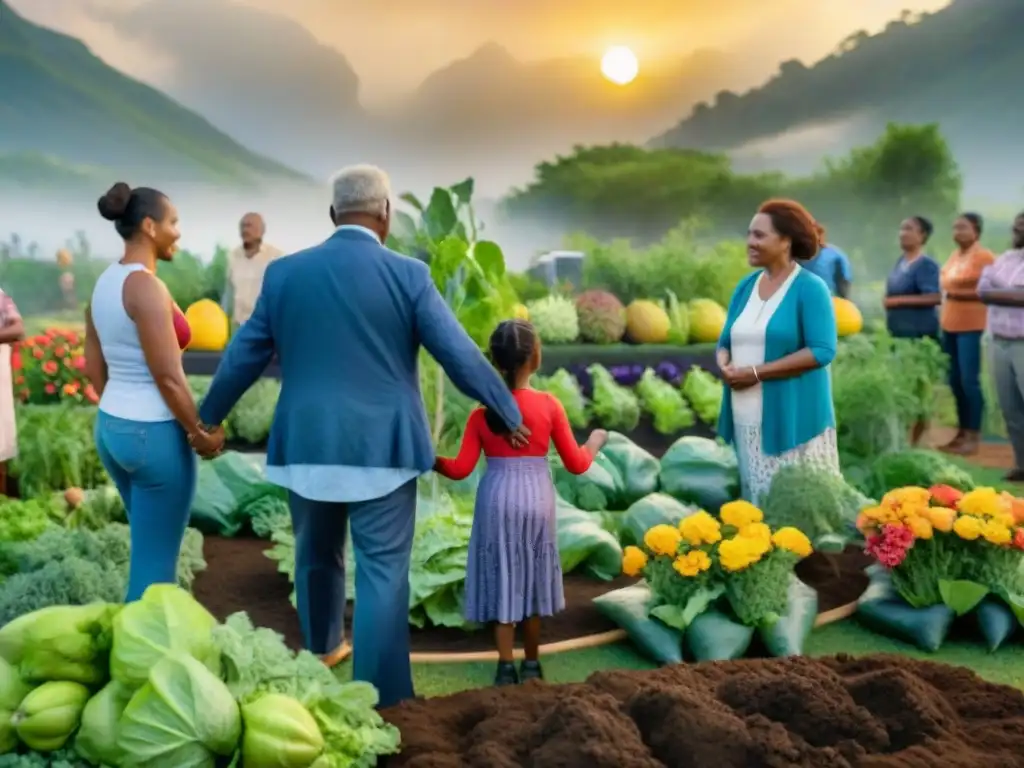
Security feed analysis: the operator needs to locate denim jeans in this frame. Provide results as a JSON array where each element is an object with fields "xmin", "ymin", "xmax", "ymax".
[
  {"xmin": 942, "ymin": 330, "xmax": 984, "ymax": 431},
  {"xmin": 94, "ymin": 411, "xmax": 198, "ymax": 601}
]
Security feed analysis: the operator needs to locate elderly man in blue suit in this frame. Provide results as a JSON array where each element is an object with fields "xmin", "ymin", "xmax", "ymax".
[{"xmin": 197, "ymin": 165, "xmax": 526, "ymax": 708}]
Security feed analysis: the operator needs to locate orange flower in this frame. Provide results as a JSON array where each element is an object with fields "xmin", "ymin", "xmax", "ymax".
[
  {"xmin": 53, "ymin": 345, "xmax": 66, "ymax": 357},
  {"xmin": 62, "ymin": 382, "xmax": 80, "ymax": 396},
  {"xmin": 1014, "ymin": 528, "xmax": 1024, "ymax": 551},
  {"xmin": 14, "ymin": 375, "xmax": 24, "ymax": 386},
  {"xmin": 10, "ymin": 350, "xmax": 21, "ymax": 371},
  {"xmin": 42, "ymin": 360, "xmax": 58, "ymax": 376},
  {"xmin": 71, "ymin": 356, "xmax": 86, "ymax": 370},
  {"xmin": 44, "ymin": 383, "xmax": 56, "ymax": 395},
  {"xmin": 929, "ymin": 484, "xmax": 964, "ymax": 508},
  {"xmin": 32, "ymin": 348, "xmax": 44, "ymax": 360}
]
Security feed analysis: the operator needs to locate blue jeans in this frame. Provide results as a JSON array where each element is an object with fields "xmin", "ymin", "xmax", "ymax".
[
  {"xmin": 94, "ymin": 411, "xmax": 198, "ymax": 601},
  {"xmin": 942, "ymin": 330, "xmax": 984, "ymax": 431}
]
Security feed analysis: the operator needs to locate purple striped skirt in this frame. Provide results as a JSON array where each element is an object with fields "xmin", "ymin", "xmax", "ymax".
[{"xmin": 464, "ymin": 456, "xmax": 565, "ymax": 624}]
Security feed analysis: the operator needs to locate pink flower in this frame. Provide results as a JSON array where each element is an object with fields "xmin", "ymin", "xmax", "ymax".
[{"xmin": 866, "ymin": 523, "xmax": 915, "ymax": 568}]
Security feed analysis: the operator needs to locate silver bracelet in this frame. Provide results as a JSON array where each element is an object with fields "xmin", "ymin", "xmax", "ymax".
[{"xmin": 752, "ymin": 366, "xmax": 760, "ymax": 382}]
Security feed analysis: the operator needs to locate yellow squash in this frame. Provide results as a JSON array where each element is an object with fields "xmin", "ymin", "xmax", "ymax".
[
  {"xmin": 625, "ymin": 299, "xmax": 671, "ymax": 344},
  {"xmin": 832, "ymin": 297, "xmax": 863, "ymax": 337},
  {"xmin": 185, "ymin": 299, "xmax": 230, "ymax": 351}
]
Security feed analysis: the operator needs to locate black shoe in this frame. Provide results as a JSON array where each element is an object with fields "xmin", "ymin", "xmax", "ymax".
[
  {"xmin": 494, "ymin": 661, "xmax": 519, "ymax": 686},
  {"xmin": 519, "ymin": 660, "xmax": 544, "ymax": 682},
  {"xmin": 1005, "ymin": 468, "xmax": 1024, "ymax": 483}
]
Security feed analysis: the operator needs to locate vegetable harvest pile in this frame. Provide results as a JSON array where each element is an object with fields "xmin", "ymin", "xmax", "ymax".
[{"xmin": 0, "ymin": 585, "xmax": 399, "ymax": 767}]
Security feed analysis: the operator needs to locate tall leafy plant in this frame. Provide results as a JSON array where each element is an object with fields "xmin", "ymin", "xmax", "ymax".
[{"xmin": 388, "ymin": 178, "xmax": 515, "ymax": 449}]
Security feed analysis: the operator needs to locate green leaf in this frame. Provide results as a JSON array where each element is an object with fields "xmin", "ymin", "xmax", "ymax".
[
  {"xmin": 650, "ymin": 603, "xmax": 688, "ymax": 631},
  {"xmin": 813, "ymin": 533, "xmax": 848, "ymax": 554},
  {"xmin": 473, "ymin": 240, "xmax": 505, "ymax": 279},
  {"xmin": 938, "ymin": 578, "xmax": 989, "ymax": 616},
  {"xmin": 429, "ymin": 236, "xmax": 469, "ymax": 290},
  {"xmin": 681, "ymin": 584, "xmax": 725, "ymax": 627},
  {"xmin": 450, "ymin": 178, "xmax": 474, "ymax": 206},
  {"xmin": 392, "ymin": 210, "xmax": 418, "ymax": 242},
  {"xmin": 997, "ymin": 590, "xmax": 1024, "ymax": 628},
  {"xmin": 399, "ymin": 192, "xmax": 425, "ymax": 212},
  {"xmin": 424, "ymin": 188, "xmax": 458, "ymax": 240}
]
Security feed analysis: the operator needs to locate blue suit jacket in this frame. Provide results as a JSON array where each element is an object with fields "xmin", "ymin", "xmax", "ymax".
[{"xmin": 198, "ymin": 228, "xmax": 523, "ymax": 472}]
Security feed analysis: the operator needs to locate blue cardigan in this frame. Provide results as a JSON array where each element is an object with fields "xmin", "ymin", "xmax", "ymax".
[{"xmin": 716, "ymin": 268, "xmax": 838, "ymax": 456}]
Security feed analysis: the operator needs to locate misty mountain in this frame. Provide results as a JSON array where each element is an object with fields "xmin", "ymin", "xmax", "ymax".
[
  {"xmin": 72, "ymin": 0, "xmax": 771, "ymax": 191},
  {"xmin": 368, "ymin": 42, "xmax": 771, "ymax": 194},
  {"xmin": 93, "ymin": 0, "xmax": 370, "ymax": 177},
  {"xmin": 651, "ymin": 0, "xmax": 1024, "ymax": 201},
  {"xmin": 0, "ymin": 0, "xmax": 307, "ymax": 193}
]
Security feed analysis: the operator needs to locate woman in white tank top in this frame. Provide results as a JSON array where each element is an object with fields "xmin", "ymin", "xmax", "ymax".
[{"xmin": 84, "ymin": 182, "xmax": 224, "ymax": 602}]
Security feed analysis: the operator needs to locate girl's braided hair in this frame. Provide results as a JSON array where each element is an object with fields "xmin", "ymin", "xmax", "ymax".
[{"xmin": 483, "ymin": 319, "xmax": 536, "ymax": 434}]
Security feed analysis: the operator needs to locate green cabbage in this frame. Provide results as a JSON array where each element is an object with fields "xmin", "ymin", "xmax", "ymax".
[
  {"xmin": 118, "ymin": 653, "xmax": 241, "ymax": 768},
  {"xmin": 526, "ymin": 296, "xmax": 579, "ymax": 344},
  {"xmin": 241, "ymin": 692, "xmax": 324, "ymax": 768},
  {"xmin": 111, "ymin": 585, "xmax": 220, "ymax": 690},
  {"xmin": 74, "ymin": 680, "xmax": 133, "ymax": 766}
]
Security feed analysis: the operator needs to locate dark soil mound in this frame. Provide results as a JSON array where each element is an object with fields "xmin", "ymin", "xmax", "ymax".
[
  {"xmin": 382, "ymin": 654, "xmax": 1024, "ymax": 767},
  {"xmin": 796, "ymin": 546, "xmax": 872, "ymax": 613},
  {"xmin": 192, "ymin": 536, "xmax": 634, "ymax": 653}
]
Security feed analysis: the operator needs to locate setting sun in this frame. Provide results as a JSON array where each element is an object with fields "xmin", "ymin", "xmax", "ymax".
[{"xmin": 600, "ymin": 46, "xmax": 638, "ymax": 85}]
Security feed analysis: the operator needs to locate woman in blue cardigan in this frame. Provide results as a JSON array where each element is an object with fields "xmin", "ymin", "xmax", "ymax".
[{"xmin": 717, "ymin": 199, "xmax": 840, "ymax": 503}]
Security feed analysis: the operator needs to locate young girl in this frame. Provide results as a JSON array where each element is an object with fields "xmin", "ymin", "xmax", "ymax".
[{"xmin": 433, "ymin": 319, "xmax": 607, "ymax": 686}]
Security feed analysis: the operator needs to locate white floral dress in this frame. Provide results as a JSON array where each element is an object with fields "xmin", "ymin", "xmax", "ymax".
[{"xmin": 729, "ymin": 267, "xmax": 840, "ymax": 504}]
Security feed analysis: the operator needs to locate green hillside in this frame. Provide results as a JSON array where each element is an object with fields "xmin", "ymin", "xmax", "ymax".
[
  {"xmin": 0, "ymin": 0, "xmax": 308, "ymax": 188},
  {"xmin": 651, "ymin": 0, "xmax": 1020, "ymax": 195}
]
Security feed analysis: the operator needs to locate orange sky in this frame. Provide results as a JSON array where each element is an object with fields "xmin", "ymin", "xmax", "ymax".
[{"xmin": 9, "ymin": 0, "xmax": 951, "ymax": 104}]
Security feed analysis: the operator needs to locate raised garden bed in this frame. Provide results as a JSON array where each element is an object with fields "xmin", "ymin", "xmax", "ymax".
[
  {"xmin": 191, "ymin": 535, "xmax": 634, "ymax": 655},
  {"xmin": 192, "ymin": 536, "xmax": 870, "ymax": 659},
  {"xmin": 380, "ymin": 654, "xmax": 1024, "ymax": 766},
  {"xmin": 182, "ymin": 343, "xmax": 718, "ymax": 380}
]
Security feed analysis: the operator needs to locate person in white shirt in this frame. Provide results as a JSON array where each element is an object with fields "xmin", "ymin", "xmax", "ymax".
[{"xmin": 223, "ymin": 213, "xmax": 284, "ymax": 328}]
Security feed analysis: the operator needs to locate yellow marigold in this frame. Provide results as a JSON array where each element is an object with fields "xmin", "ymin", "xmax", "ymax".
[
  {"xmin": 881, "ymin": 487, "xmax": 931, "ymax": 510},
  {"xmin": 771, "ymin": 527, "xmax": 813, "ymax": 558},
  {"xmin": 718, "ymin": 536, "xmax": 766, "ymax": 572},
  {"xmin": 738, "ymin": 522, "xmax": 772, "ymax": 547},
  {"xmin": 998, "ymin": 513, "xmax": 1016, "ymax": 528},
  {"xmin": 678, "ymin": 511, "xmax": 722, "ymax": 546},
  {"xmin": 953, "ymin": 514, "xmax": 983, "ymax": 541},
  {"xmin": 719, "ymin": 500, "xmax": 763, "ymax": 529},
  {"xmin": 672, "ymin": 550, "xmax": 712, "ymax": 577},
  {"xmin": 861, "ymin": 505, "xmax": 897, "ymax": 526},
  {"xmin": 981, "ymin": 519, "xmax": 1012, "ymax": 546},
  {"xmin": 622, "ymin": 545, "xmax": 648, "ymax": 577},
  {"xmin": 906, "ymin": 515, "xmax": 933, "ymax": 540},
  {"xmin": 925, "ymin": 506, "xmax": 957, "ymax": 533},
  {"xmin": 644, "ymin": 524, "xmax": 683, "ymax": 556},
  {"xmin": 957, "ymin": 487, "xmax": 1008, "ymax": 518}
]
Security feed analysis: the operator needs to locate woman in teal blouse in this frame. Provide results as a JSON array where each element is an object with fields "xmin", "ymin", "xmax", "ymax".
[{"xmin": 716, "ymin": 199, "xmax": 840, "ymax": 503}]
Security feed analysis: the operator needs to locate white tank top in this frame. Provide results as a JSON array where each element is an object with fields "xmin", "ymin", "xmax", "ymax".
[{"xmin": 91, "ymin": 263, "xmax": 174, "ymax": 422}]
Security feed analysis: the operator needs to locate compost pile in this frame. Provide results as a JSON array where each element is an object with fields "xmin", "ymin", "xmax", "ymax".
[{"xmin": 383, "ymin": 654, "xmax": 1024, "ymax": 767}]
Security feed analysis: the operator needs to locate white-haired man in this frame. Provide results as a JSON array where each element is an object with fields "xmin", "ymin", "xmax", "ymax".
[{"xmin": 197, "ymin": 165, "xmax": 528, "ymax": 707}]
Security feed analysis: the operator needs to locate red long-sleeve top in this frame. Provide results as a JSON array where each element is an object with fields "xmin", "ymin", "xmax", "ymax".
[{"xmin": 434, "ymin": 389, "xmax": 594, "ymax": 480}]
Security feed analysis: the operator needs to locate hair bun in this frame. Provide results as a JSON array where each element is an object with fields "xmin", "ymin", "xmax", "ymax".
[{"xmin": 97, "ymin": 182, "xmax": 132, "ymax": 221}]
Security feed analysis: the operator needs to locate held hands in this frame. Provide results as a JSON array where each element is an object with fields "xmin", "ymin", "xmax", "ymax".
[
  {"xmin": 503, "ymin": 423, "xmax": 532, "ymax": 450},
  {"xmin": 189, "ymin": 424, "xmax": 226, "ymax": 459},
  {"xmin": 720, "ymin": 365, "xmax": 758, "ymax": 391}
]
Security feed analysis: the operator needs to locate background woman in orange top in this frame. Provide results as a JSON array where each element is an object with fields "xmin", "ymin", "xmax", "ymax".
[
  {"xmin": 434, "ymin": 319, "xmax": 607, "ymax": 686},
  {"xmin": 940, "ymin": 212, "xmax": 995, "ymax": 455}
]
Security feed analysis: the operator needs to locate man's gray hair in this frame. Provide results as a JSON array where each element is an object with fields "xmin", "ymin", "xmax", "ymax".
[{"xmin": 330, "ymin": 164, "xmax": 391, "ymax": 217}]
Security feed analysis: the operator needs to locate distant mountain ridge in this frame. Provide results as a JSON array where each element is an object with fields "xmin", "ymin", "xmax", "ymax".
[
  {"xmin": 0, "ymin": 0, "xmax": 308, "ymax": 191},
  {"xmin": 651, "ymin": 0, "xmax": 1024, "ymax": 199}
]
